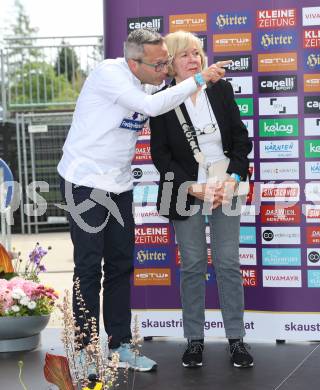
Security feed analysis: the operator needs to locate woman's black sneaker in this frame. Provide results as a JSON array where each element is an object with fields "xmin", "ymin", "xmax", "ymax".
[
  {"xmin": 230, "ymin": 341, "xmax": 254, "ymax": 368},
  {"xmin": 182, "ymin": 339, "xmax": 204, "ymax": 368}
]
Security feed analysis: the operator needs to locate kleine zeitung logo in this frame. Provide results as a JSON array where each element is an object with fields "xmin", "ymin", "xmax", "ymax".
[
  {"xmin": 303, "ymin": 29, "xmax": 320, "ymax": 49},
  {"xmin": 256, "ymin": 9, "xmax": 296, "ymax": 28}
]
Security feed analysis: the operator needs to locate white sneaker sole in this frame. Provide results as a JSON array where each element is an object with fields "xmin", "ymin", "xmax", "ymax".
[
  {"xmin": 233, "ymin": 361, "xmax": 254, "ymax": 368},
  {"xmin": 182, "ymin": 362, "xmax": 203, "ymax": 368},
  {"xmin": 117, "ymin": 361, "xmax": 157, "ymax": 372}
]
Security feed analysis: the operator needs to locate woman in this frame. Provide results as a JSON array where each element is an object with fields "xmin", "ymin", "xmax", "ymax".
[{"xmin": 150, "ymin": 31, "xmax": 253, "ymax": 369}]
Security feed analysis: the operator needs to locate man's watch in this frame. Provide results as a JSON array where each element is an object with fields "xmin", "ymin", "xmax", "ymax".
[{"xmin": 230, "ymin": 173, "xmax": 241, "ymax": 183}]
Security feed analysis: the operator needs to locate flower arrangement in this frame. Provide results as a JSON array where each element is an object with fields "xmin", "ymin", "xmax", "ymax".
[{"xmin": 0, "ymin": 242, "xmax": 58, "ymax": 317}]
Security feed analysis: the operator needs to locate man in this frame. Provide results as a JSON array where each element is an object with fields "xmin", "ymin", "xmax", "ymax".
[{"xmin": 58, "ymin": 29, "xmax": 227, "ymax": 372}]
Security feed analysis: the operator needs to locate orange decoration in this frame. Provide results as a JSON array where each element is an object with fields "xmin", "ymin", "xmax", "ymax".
[{"xmin": 0, "ymin": 243, "xmax": 14, "ymax": 273}]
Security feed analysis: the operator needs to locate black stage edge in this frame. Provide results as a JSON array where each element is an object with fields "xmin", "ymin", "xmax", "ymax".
[{"xmin": 1, "ymin": 329, "xmax": 319, "ymax": 390}]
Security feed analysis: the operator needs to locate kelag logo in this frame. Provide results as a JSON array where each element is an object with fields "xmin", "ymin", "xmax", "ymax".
[
  {"xmin": 262, "ymin": 248, "xmax": 301, "ymax": 266},
  {"xmin": 235, "ymin": 98, "xmax": 253, "ymax": 116},
  {"xmin": 213, "ymin": 33, "xmax": 252, "ymax": 52},
  {"xmin": 259, "ymin": 118, "xmax": 298, "ymax": 137},
  {"xmin": 258, "ymin": 52, "xmax": 297, "ymax": 72},
  {"xmin": 259, "ymin": 140, "xmax": 299, "ymax": 159},
  {"xmin": 213, "ymin": 55, "xmax": 252, "ymax": 73},
  {"xmin": 212, "ymin": 12, "xmax": 252, "ymax": 31},
  {"xmin": 239, "ymin": 226, "xmax": 256, "ymax": 245},
  {"xmin": 258, "ymin": 75, "xmax": 297, "ymax": 93},
  {"xmin": 307, "ymin": 270, "xmax": 320, "ymax": 288},
  {"xmin": 302, "ymin": 7, "xmax": 320, "ymax": 26},
  {"xmin": 303, "ymin": 29, "xmax": 320, "ymax": 49},
  {"xmin": 258, "ymin": 30, "xmax": 297, "ymax": 51},
  {"xmin": 305, "ymin": 140, "xmax": 320, "ymax": 158},
  {"xmin": 225, "ymin": 76, "xmax": 252, "ymax": 95},
  {"xmin": 127, "ymin": 17, "xmax": 163, "ymax": 33},
  {"xmin": 169, "ymin": 13, "xmax": 207, "ymax": 32},
  {"xmin": 134, "ymin": 247, "xmax": 170, "ymax": 266},
  {"xmin": 304, "ymin": 118, "xmax": 320, "ymax": 136},
  {"xmin": 256, "ymin": 9, "xmax": 296, "ymax": 28},
  {"xmin": 307, "ymin": 249, "xmax": 320, "ymax": 266},
  {"xmin": 304, "ymin": 96, "xmax": 320, "ymax": 113},
  {"xmin": 304, "ymin": 52, "xmax": 320, "ymax": 71},
  {"xmin": 259, "ymin": 97, "xmax": 298, "ymax": 115},
  {"xmin": 261, "ymin": 205, "xmax": 301, "ymax": 224},
  {"xmin": 305, "ymin": 161, "xmax": 320, "ymax": 180},
  {"xmin": 304, "ymin": 74, "xmax": 320, "ymax": 93}
]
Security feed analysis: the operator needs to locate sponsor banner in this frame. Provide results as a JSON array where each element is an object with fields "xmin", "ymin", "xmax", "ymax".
[
  {"xmin": 133, "ymin": 184, "xmax": 158, "ymax": 204},
  {"xmin": 259, "ymin": 140, "xmax": 299, "ymax": 159},
  {"xmin": 258, "ymin": 30, "xmax": 297, "ymax": 51},
  {"xmin": 256, "ymin": 9, "xmax": 297, "ymax": 29},
  {"xmin": 224, "ymin": 76, "xmax": 252, "ymax": 95},
  {"xmin": 303, "ymin": 29, "xmax": 320, "ymax": 49},
  {"xmin": 306, "ymin": 205, "xmax": 320, "ymax": 223},
  {"xmin": 308, "ymin": 270, "xmax": 320, "ymax": 288},
  {"xmin": 260, "ymin": 162, "xmax": 299, "ymax": 180},
  {"xmin": 133, "ymin": 142, "xmax": 151, "ymax": 163},
  {"xmin": 258, "ymin": 52, "xmax": 297, "ymax": 72},
  {"xmin": 246, "ymin": 182, "xmax": 254, "ymax": 204},
  {"xmin": 307, "ymin": 226, "xmax": 320, "ymax": 245},
  {"xmin": 305, "ymin": 182, "xmax": 320, "ymax": 202},
  {"xmin": 196, "ymin": 34, "xmax": 207, "ymax": 51},
  {"xmin": 239, "ymin": 226, "xmax": 256, "ymax": 244},
  {"xmin": 259, "ymin": 96, "xmax": 298, "ymax": 116},
  {"xmin": 304, "ymin": 96, "xmax": 320, "ymax": 113},
  {"xmin": 135, "ymin": 225, "xmax": 170, "ymax": 245},
  {"xmin": 213, "ymin": 33, "xmax": 252, "ymax": 52},
  {"xmin": 127, "ymin": 16, "xmax": 163, "ymax": 33},
  {"xmin": 262, "ymin": 269, "xmax": 302, "ymax": 287},
  {"xmin": 259, "ymin": 118, "xmax": 299, "ymax": 137},
  {"xmin": 261, "ymin": 227, "xmax": 301, "ymax": 245},
  {"xmin": 169, "ymin": 13, "xmax": 207, "ymax": 32},
  {"xmin": 302, "ymin": 7, "xmax": 320, "ymax": 26},
  {"xmin": 248, "ymin": 143, "xmax": 254, "ymax": 159},
  {"xmin": 240, "ymin": 205, "xmax": 256, "ymax": 223},
  {"xmin": 243, "ymin": 119, "xmax": 254, "ymax": 138},
  {"xmin": 304, "ymin": 117, "xmax": 320, "ymax": 136},
  {"xmin": 304, "ymin": 51, "xmax": 320, "ymax": 71},
  {"xmin": 248, "ymin": 163, "xmax": 255, "ymax": 180},
  {"xmin": 262, "ymin": 248, "xmax": 301, "ymax": 266},
  {"xmin": 239, "ymin": 247, "xmax": 257, "ymax": 265},
  {"xmin": 261, "ymin": 205, "xmax": 301, "ymax": 224},
  {"xmin": 260, "ymin": 183, "xmax": 300, "ymax": 202},
  {"xmin": 305, "ymin": 140, "xmax": 320, "ymax": 158},
  {"xmin": 176, "ymin": 247, "xmax": 212, "ymax": 265},
  {"xmin": 138, "ymin": 126, "xmax": 151, "ymax": 140},
  {"xmin": 304, "ymin": 73, "xmax": 320, "ymax": 92},
  {"xmin": 235, "ymin": 98, "xmax": 253, "ymax": 116},
  {"xmin": 134, "ymin": 205, "xmax": 168, "ymax": 224},
  {"xmin": 212, "ymin": 12, "xmax": 252, "ymax": 31},
  {"xmin": 241, "ymin": 269, "xmax": 257, "ymax": 287},
  {"xmin": 132, "ymin": 310, "xmax": 320, "ymax": 340},
  {"xmin": 132, "ymin": 164, "xmax": 160, "ymax": 182},
  {"xmin": 213, "ymin": 54, "xmax": 252, "ymax": 73},
  {"xmin": 134, "ymin": 247, "xmax": 171, "ymax": 267},
  {"xmin": 307, "ymin": 248, "xmax": 320, "ymax": 266},
  {"xmin": 134, "ymin": 268, "xmax": 171, "ymax": 286},
  {"xmin": 205, "ymin": 225, "xmax": 210, "ymax": 244},
  {"xmin": 258, "ymin": 75, "xmax": 297, "ymax": 94},
  {"xmin": 305, "ymin": 161, "xmax": 320, "ymax": 179}
]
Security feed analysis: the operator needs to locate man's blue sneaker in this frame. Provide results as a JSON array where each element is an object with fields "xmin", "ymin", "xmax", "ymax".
[
  {"xmin": 109, "ymin": 343, "xmax": 157, "ymax": 372},
  {"xmin": 74, "ymin": 349, "xmax": 97, "ymax": 376}
]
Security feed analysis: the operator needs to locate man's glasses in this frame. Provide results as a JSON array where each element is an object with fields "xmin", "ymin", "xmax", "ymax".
[
  {"xmin": 189, "ymin": 123, "xmax": 218, "ymax": 137},
  {"xmin": 133, "ymin": 55, "xmax": 173, "ymax": 72}
]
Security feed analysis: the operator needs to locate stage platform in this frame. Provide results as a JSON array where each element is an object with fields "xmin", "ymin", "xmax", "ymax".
[{"xmin": 0, "ymin": 329, "xmax": 319, "ymax": 389}]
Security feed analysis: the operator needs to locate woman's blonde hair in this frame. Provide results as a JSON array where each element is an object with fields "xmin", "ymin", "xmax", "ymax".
[{"xmin": 164, "ymin": 31, "xmax": 206, "ymax": 77}]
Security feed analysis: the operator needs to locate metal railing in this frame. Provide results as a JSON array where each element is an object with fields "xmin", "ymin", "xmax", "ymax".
[{"xmin": 1, "ymin": 35, "xmax": 103, "ymax": 120}]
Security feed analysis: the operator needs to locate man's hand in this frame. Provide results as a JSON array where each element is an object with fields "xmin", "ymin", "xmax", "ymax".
[{"xmin": 201, "ymin": 60, "xmax": 232, "ymax": 83}]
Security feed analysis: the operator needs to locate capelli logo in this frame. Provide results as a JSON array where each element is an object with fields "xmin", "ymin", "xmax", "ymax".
[
  {"xmin": 127, "ymin": 17, "xmax": 163, "ymax": 33},
  {"xmin": 258, "ymin": 75, "xmax": 297, "ymax": 93},
  {"xmin": 169, "ymin": 13, "xmax": 207, "ymax": 32},
  {"xmin": 304, "ymin": 97, "xmax": 320, "ymax": 113},
  {"xmin": 213, "ymin": 55, "xmax": 252, "ymax": 72}
]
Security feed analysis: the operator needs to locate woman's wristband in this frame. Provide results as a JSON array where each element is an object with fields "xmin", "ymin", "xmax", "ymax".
[{"xmin": 194, "ymin": 72, "xmax": 206, "ymax": 87}]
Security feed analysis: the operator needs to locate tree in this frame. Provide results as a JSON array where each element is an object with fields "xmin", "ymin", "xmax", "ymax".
[{"xmin": 54, "ymin": 41, "xmax": 81, "ymax": 83}]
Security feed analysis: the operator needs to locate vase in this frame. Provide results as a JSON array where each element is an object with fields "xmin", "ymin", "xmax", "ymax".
[{"xmin": 0, "ymin": 315, "xmax": 50, "ymax": 352}]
